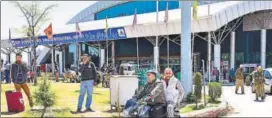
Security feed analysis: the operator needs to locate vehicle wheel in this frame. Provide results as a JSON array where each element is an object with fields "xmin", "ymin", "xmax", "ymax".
[{"xmin": 251, "ymin": 84, "xmax": 255, "ymax": 93}]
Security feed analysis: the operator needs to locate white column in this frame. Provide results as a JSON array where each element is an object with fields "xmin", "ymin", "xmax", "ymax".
[
  {"xmin": 58, "ymin": 51, "xmax": 63, "ymax": 74},
  {"xmin": 111, "ymin": 41, "xmax": 115, "ymax": 66},
  {"xmin": 214, "ymin": 44, "xmax": 221, "ymax": 73},
  {"xmin": 207, "ymin": 32, "xmax": 211, "ymax": 82},
  {"xmin": 51, "ymin": 49, "xmax": 55, "ymax": 74},
  {"xmin": 261, "ymin": 29, "xmax": 266, "ymax": 68},
  {"xmin": 230, "ymin": 31, "xmax": 235, "ymax": 69},
  {"xmin": 154, "ymin": 46, "xmax": 159, "ymax": 69},
  {"xmin": 100, "ymin": 49, "xmax": 105, "ymax": 68},
  {"xmin": 154, "ymin": 0, "xmax": 159, "ymax": 70},
  {"xmin": 180, "ymin": 1, "xmax": 192, "ymax": 95}
]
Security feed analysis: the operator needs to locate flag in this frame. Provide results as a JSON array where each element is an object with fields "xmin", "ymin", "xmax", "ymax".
[
  {"xmin": 193, "ymin": 0, "xmax": 198, "ymax": 20},
  {"xmin": 164, "ymin": 2, "xmax": 169, "ymax": 24},
  {"xmin": 76, "ymin": 22, "xmax": 82, "ymax": 37},
  {"xmin": 44, "ymin": 23, "xmax": 53, "ymax": 40},
  {"xmin": 104, "ymin": 16, "xmax": 108, "ymax": 33},
  {"xmin": 132, "ymin": 8, "xmax": 137, "ymax": 28}
]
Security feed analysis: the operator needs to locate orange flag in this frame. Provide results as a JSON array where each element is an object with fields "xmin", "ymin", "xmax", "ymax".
[{"xmin": 44, "ymin": 23, "xmax": 53, "ymax": 40}]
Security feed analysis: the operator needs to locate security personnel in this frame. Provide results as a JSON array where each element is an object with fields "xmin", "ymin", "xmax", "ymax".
[
  {"xmin": 235, "ymin": 65, "xmax": 244, "ymax": 94},
  {"xmin": 254, "ymin": 66, "xmax": 265, "ymax": 101}
]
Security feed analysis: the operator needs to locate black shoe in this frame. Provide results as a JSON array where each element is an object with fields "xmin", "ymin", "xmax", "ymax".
[
  {"xmin": 84, "ymin": 108, "xmax": 95, "ymax": 112},
  {"xmin": 70, "ymin": 109, "xmax": 82, "ymax": 114}
]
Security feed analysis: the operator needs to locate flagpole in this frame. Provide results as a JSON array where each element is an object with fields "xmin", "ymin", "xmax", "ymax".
[
  {"xmin": 137, "ymin": 37, "xmax": 139, "ymax": 69},
  {"xmin": 166, "ymin": 2, "xmax": 169, "ymax": 68}
]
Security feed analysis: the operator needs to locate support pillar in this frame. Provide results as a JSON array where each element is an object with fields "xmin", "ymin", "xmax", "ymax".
[
  {"xmin": 180, "ymin": 1, "xmax": 192, "ymax": 95},
  {"xmin": 230, "ymin": 31, "xmax": 235, "ymax": 69},
  {"xmin": 207, "ymin": 32, "xmax": 211, "ymax": 82},
  {"xmin": 261, "ymin": 29, "xmax": 266, "ymax": 68},
  {"xmin": 214, "ymin": 44, "xmax": 221, "ymax": 73},
  {"xmin": 111, "ymin": 41, "xmax": 115, "ymax": 66},
  {"xmin": 154, "ymin": 46, "xmax": 159, "ymax": 70},
  {"xmin": 51, "ymin": 48, "xmax": 55, "ymax": 74},
  {"xmin": 100, "ymin": 49, "xmax": 105, "ymax": 68}
]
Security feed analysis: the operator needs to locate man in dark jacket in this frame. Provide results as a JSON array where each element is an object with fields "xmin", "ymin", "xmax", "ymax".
[
  {"xmin": 75, "ymin": 54, "xmax": 97, "ymax": 113},
  {"xmin": 124, "ymin": 70, "xmax": 166, "ymax": 117},
  {"xmin": 11, "ymin": 53, "xmax": 33, "ymax": 108}
]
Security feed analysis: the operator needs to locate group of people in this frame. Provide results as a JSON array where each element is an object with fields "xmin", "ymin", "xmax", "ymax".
[
  {"xmin": 124, "ymin": 68, "xmax": 185, "ymax": 117},
  {"xmin": 235, "ymin": 65, "xmax": 265, "ymax": 101}
]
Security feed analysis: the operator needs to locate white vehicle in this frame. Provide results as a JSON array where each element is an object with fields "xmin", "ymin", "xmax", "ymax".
[
  {"xmin": 120, "ymin": 62, "xmax": 137, "ymax": 75},
  {"xmin": 251, "ymin": 68, "xmax": 272, "ymax": 93}
]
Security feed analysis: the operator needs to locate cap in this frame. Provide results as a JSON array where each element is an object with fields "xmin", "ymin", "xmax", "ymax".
[
  {"xmin": 146, "ymin": 70, "xmax": 157, "ymax": 76},
  {"xmin": 239, "ymin": 65, "xmax": 243, "ymax": 68}
]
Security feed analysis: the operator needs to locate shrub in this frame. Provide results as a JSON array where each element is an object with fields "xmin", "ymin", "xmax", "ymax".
[
  {"xmin": 208, "ymin": 82, "xmax": 222, "ymax": 102},
  {"xmin": 33, "ymin": 74, "xmax": 56, "ymax": 117},
  {"xmin": 194, "ymin": 72, "xmax": 202, "ymax": 100},
  {"xmin": 186, "ymin": 92, "xmax": 196, "ymax": 103}
]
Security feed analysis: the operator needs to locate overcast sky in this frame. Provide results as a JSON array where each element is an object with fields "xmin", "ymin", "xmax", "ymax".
[{"xmin": 1, "ymin": 1, "xmax": 96, "ymax": 40}]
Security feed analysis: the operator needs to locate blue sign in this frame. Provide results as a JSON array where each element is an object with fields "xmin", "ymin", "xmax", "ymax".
[{"xmin": 10, "ymin": 27, "xmax": 127, "ymax": 47}]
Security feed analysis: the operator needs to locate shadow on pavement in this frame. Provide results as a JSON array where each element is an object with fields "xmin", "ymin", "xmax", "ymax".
[{"xmin": 1, "ymin": 111, "xmax": 20, "ymax": 115}]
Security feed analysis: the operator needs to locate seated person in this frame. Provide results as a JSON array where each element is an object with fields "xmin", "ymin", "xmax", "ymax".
[
  {"xmin": 124, "ymin": 70, "xmax": 166, "ymax": 117},
  {"xmin": 162, "ymin": 68, "xmax": 185, "ymax": 117}
]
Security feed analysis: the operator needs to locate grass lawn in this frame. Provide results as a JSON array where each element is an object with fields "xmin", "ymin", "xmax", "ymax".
[
  {"xmin": 1, "ymin": 80, "xmax": 222, "ymax": 117},
  {"xmin": 1, "ymin": 81, "xmax": 119, "ymax": 117},
  {"xmin": 180, "ymin": 95, "xmax": 220, "ymax": 114}
]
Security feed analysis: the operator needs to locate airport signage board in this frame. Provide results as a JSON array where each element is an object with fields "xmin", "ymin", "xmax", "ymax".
[{"xmin": 10, "ymin": 27, "xmax": 127, "ymax": 47}]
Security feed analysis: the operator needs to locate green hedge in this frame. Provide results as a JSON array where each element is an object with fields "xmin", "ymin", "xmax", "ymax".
[{"xmin": 208, "ymin": 82, "xmax": 222, "ymax": 102}]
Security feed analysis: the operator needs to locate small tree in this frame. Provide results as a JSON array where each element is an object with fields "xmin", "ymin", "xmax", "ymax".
[
  {"xmin": 194, "ymin": 72, "xmax": 202, "ymax": 108},
  {"xmin": 33, "ymin": 74, "xmax": 56, "ymax": 117},
  {"xmin": 12, "ymin": 1, "xmax": 57, "ymax": 86}
]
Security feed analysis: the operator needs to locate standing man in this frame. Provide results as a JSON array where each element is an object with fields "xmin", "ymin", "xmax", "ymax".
[
  {"xmin": 162, "ymin": 68, "xmax": 185, "ymax": 117},
  {"xmin": 10, "ymin": 53, "xmax": 33, "ymax": 108},
  {"xmin": 235, "ymin": 65, "xmax": 244, "ymax": 94},
  {"xmin": 54, "ymin": 61, "xmax": 59, "ymax": 82},
  {"xmin": 4, "ymin": 61, "xmax": 11, "ymax": 84},
  {"xmin": 74, "ymin": 54, "xmax": 97, "ymax": 113},
  {"xmin": 215, "ymin": 67, "xmax": 220, "ymax": 82},
  {"xmin": 253, "ymin": 66, "xmax": 265, "ymax": 101}
]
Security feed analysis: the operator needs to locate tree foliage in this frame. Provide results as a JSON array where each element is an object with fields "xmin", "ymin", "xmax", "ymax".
[{"xmin": 33, "ymin": 74, "xmax": 56, "ymax": 117}]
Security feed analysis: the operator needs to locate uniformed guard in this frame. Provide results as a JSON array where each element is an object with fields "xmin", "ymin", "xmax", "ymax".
[
  {"xmin": 254, "ymin": 66, "xmax": 265, "ymax": 101},
  {"xmin": 235, "ymin": 65, "xmax": 244, "ymax": 94}
]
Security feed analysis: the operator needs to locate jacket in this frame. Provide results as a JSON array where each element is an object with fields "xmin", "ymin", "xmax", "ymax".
[
  {"xmin": 162, "ymin": 76, "xmax": 185, "ymax": 104},
  {"xmin": 79, "ymin": 61, "xmax": 97, "ymax": 81},
  {"xmin": 133, "ymin": 79, "xmax": 166, "ymax": 105},
  {"xmin": 235, "ymin": 68, "xmax": 244, "ymax": 80},
  {"xmin": 10, "ymin": 62, "xmax": 28, "ymax": 84}
]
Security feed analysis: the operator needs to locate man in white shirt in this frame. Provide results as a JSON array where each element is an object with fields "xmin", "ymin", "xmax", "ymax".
[{"xmin": 161, "ymin": 68, "xmax": 185, "ymax": 117}]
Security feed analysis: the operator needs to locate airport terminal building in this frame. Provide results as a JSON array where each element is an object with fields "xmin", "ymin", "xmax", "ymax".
[{"xmin": 1, "ymin": 1, "xmax": 272, "ymax": 75}]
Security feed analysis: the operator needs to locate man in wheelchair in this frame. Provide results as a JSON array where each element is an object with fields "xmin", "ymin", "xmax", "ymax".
[{"xmin": 123, "ymin": 70, "xmax": 167, "ymax": 117}]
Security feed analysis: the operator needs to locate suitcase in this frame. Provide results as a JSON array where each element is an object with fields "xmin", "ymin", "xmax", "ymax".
[{"xmin": 5, "ymin": 90, "xmax": 25, "ymax": 112}]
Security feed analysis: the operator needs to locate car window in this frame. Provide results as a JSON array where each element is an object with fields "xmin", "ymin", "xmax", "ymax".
[{"xmin": 264, "ymin": 71, "xmax": 271, "ymax": 79}]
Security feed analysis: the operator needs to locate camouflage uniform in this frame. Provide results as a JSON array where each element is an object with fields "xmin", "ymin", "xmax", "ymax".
[
  {"xmin": 235, "ymin": 68, "xmax": 244, "ymax": 94},
  {"xmin": 254, "ymin": 70, "xmax": 265, "ymax": 100}
]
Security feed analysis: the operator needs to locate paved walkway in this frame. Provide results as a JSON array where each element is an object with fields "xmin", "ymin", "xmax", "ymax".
[{"xmin": 222, "ymin": 86, "xmax": 272, "ymax": 117}]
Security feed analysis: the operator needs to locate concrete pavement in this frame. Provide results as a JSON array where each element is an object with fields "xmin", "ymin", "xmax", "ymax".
[{"xmin": 222, "ymin": 86, "xmax": 272, "ymax": 117}]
